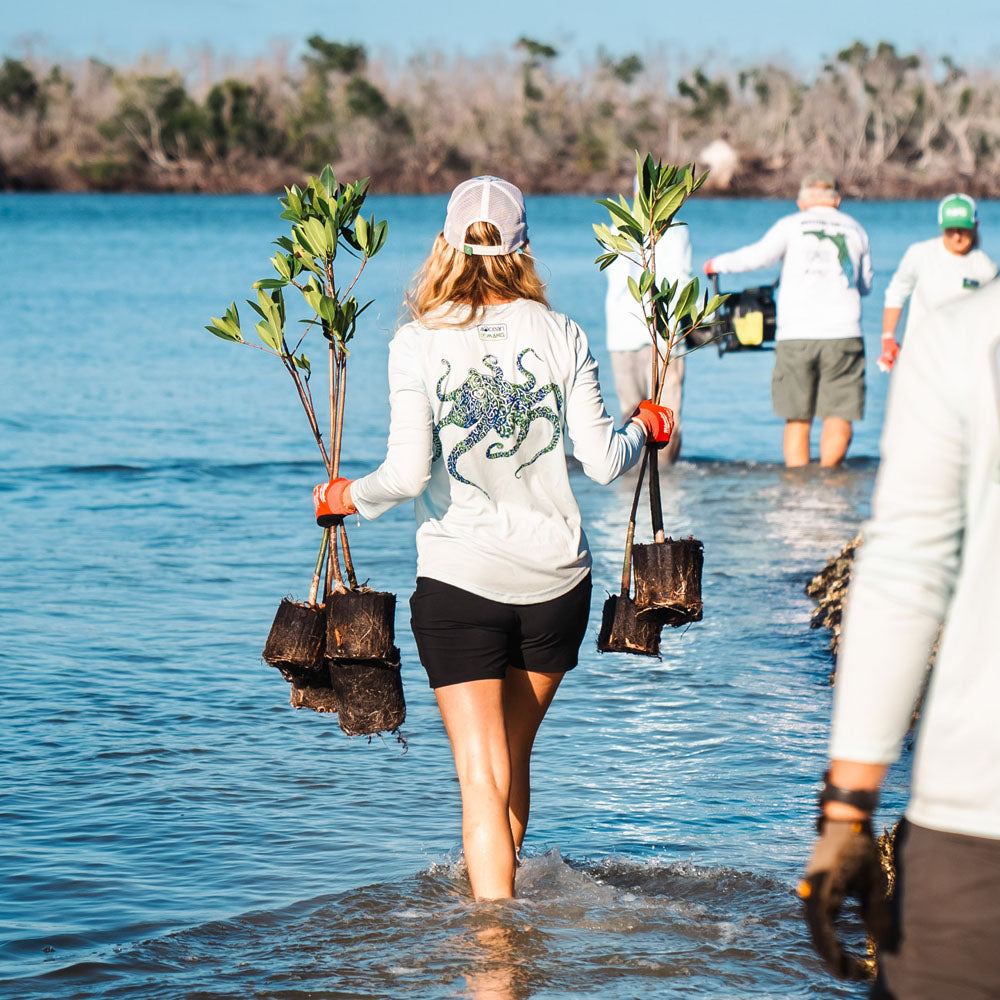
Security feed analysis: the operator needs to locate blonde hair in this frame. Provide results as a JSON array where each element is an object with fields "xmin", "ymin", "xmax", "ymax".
[{"xmin": 405, "ymin": 221, "xmax": 548, "ymax": 327}]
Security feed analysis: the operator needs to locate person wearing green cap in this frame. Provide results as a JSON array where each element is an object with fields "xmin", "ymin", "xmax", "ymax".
[{"xmin": 878, "ymin": 193, "xmax": 996, "ymax": 372}]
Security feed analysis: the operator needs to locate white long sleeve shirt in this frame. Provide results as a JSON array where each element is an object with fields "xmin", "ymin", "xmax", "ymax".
[
  {"xmin": 711, "ymin": 206, "xmax": 873, "ymax": 341},
  {"xmin": 831, "ymin": 280, "xmax": 1000, "ymax": 840},
  {"xmin": 883, "ymin": 237, "xmax": 996, "ymax": 338},
  {"xmin": 605, "ymin": 224, "xmax": 693, "ymax": 353},
  {"xmin": 351, "ymin": 298, "xmax": 646, "ymax": 603}
]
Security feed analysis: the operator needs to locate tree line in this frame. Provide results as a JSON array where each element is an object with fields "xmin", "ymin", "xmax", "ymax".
[{"xmin": 1, "ymin": 37, "xmax": 998, "ymax": 197}]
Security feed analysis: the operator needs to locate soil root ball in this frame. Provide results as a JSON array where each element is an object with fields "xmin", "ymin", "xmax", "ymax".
[
  {"xmin": 632, "ymin": 537, "xmax": 704, "ymax": 626},
  {"xmin": 289, "ymin": 683, "xmax": 341, "ymax": 713},
  {"xmin": 329, "ymin": 650, "xmax": 406, "ymax": 736},
  {"xmin": 326, "ymin": 589, "xmax": 396, "ymax": 661},
  {"xmin": 597, "ymin": 594, "xmax": 662, "ymax": 657},
  {"xmin": 263, "ymin": 598, "xmax": 326, "ymax": 667}
]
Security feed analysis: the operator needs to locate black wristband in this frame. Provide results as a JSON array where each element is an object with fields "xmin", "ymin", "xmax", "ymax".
[{"xmin": 818, "ymin": 771, "xmax": 879, "ymax": 814}]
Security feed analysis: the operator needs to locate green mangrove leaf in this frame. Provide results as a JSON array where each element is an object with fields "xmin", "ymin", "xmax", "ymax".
[
  {"xmin": 318, "ymin": 164, "xmax": 337, "ymax": 198},
  {"xmin": 270, "ymin": 253, "xmax": 291, "ymax": 281},
  {"xmin": 627, "ymin": 275, "xmax": 642, "ymax": 303},
  {"xmin": 255, "ymin": 320, "xmax": 282, "ymax": 352},
  {"xmin": 596, "ymin": 197, "xmax": 637, "ymax": 230},
  {"xmin": 293, "ymin": 225, "xmax": 316, "ymax": 257},
  {"xmin": 293, "ymin": 353, "xmax": 311, "ymax": 375},
  {"xmin": 651, "ymin": 185, "xmax": 688, "ymax": 227},
  {"xmin": 354, "ymin": 213, "xmax": 369, "ymax": 253},
  {"xmin": 674, "ymin": 278, "xmax": 698, "ymax": 320},
  {"xmin": 253, "ymin": 278, "xmax": 288, "ymax": 290},
  {"xmin": 256, "ymin": 288, "xmax": 283, "ymax": 339},
  {"xmin": 205, "ymin": 323, "xmax": 242, "ymax": 342}
]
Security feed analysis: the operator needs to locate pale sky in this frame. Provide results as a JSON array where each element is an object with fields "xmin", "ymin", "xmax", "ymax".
[{"xmin": 6, "ymin": 0, "xmax": 1000, "ymax": 72}]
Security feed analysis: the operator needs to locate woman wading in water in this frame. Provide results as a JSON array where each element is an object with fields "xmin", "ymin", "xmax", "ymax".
[{"xmin": 314, "ymin": 176, "xmax": 673, "ymax": 899}]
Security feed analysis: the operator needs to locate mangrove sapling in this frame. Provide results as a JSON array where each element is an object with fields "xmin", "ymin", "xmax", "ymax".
[
  {"xmin": 593, "ymin": 154, "xmax": 726, "ymax": 645},
  {"xmin": 206, "ymin": 165, "xmax": 404, "ymax": 732}
]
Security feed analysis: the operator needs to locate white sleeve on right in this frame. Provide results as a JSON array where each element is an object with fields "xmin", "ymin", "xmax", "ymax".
[
  {"xmin": 711, "ymin": 218, "xmax": 788, "ymax": 274},
  {"xmin": 883, "ymin": 244, "xmax": 920, "ymax": 310},
  {"xmin": 830, "ymin": 312, "xmax": 966, "ymax": 764},
  {"xmin": 563, "ymin": 321, "xmax": 645, "ymax": 485}
]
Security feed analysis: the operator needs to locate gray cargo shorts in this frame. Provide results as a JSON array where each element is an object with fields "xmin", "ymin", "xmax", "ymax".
[{"xmin": 771, "ymin": 337, "xmax": 865, "ymax": 422}]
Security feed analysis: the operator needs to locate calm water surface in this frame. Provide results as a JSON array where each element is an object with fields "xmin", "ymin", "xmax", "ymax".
[{"xmin": 2, "ymin": 192, "xmax": 977, "ymax": 998}]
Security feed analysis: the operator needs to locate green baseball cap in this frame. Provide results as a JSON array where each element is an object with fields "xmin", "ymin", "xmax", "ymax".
[{"xmin": 938, "ymin": 193, "xmax": 978, "ymax": 229}]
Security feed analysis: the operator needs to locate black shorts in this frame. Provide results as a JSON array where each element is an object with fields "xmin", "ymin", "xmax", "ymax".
[{"xmin": 409, "ymin": 574, "xmax": 592, "ymax": 689}]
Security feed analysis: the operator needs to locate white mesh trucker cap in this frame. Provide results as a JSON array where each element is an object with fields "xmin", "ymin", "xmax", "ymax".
[{"xmin": 442, "ymin": 175, "xmax": 528, "ymax": 256}]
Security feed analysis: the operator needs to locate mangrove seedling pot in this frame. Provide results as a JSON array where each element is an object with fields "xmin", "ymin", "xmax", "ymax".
[
  {"xmin": 288, "ymin": 684, "xmax": 340, "ymax": 715},
  {"xmin": 326, "ymin": 588, "xmax": 396, "ymax": 661},
  {"xmin": 282, "ymin": 666, "xmax": 341, "ymax": 714},
  {"xmin": 597, "ymin": 593, "xmax": 662, "ymax": 657},
  {"xmin": 329, "ymin": 650, "xmax": 406, "ymax": 736},
  {"xmin": 263, "ymin": 598, "xmax": 327, "ymax": 667},
  {"xmin": 632, "ymin": 537, "xmax": 704, "ymax": 626}
]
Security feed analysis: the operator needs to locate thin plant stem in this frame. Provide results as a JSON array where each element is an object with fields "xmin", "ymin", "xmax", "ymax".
[
  {"xmin": 308, "ymin": 528, "xmax": 330, "ymax": 605},
  {"xmin": 333, "ymin": 350, "xmax": 347, "ymax": 477},
  {"xmin": 648, "ymin": 447, "xmax": 665, "ymax": 543},
  {"xmin": 328, "ymin": 522, "xmax": 346, "ymax": 593},
  {"xmin": 339, "ymin": 256, "xmax": 368, "ymax": 305},
  {"xmin": 324, "ymin": 335, "xmax": 346, "ymax": 590},
  {"xmin": 620, "ymin": 446, "xmax": 649, "ymax": 596},
  {"xmin": 340, "ymin": 523, "xmax": 358, "ymax": 588},
  {"xmin": 283, "ymin": 354, "xmax": 331, "ymax": 474}
]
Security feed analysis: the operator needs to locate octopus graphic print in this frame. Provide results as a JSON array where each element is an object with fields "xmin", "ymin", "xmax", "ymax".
[{"xmin": 432, "ymin": 349, "xmax": 563, "ymax": 497}]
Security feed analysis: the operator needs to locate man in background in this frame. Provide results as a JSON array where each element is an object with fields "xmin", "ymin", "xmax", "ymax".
[
  {"xmin": 605, "ymin": 206, "xmax": 691, "ymax": 464},
  {"xmin": 877, "ymin": 192, "xmax": 996, "ymax": 372},
  {"xmin": 705, "ymin": 171, "xmax": 872, "ymax": 467},
  {"xmin": 800, "ymin": 281, "xmax": 1000, "ymax": 997}
]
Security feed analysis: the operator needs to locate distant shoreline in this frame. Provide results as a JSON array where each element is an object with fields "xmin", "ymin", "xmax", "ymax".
[
  {"xmin": 3, "ymin": 163, "xmax": 994, "ymax": 201},
  {"xmin": 4, "ymin": 38, "xmax": 997, "ymax": 202}
]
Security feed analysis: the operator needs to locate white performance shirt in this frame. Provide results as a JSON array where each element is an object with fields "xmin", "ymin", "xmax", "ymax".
[
  {"xmin": 883, "ymin": 237, "xmax": 997, "ymax": 338},
  {"xmin": 605, "ymin": 224, "xmax": 693, "ymax": 353},
  {"xmin": 831, "ymin": 281, "xmax": 1000, "ymax": 840},
  {"xmin": 351, "ymin": 299, "xmax": 646, "ymax": 604},
  {"xmin": 711, "ymin": 205, "xmax": 873, "ymax": 341}
]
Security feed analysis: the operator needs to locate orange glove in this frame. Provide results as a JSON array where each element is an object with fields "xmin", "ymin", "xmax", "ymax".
[
  {"xmin": 703, "ymin": 258, "xmax": 717, "ymax": 276},
  {"xmin": 631, "ymin": 399, "xmax": 675, "ymax": 444},
  {"xmin": 313, "ymin": 477, "xmax": 355, "ymax": 526},
  {"xmin": 877, "ymin": 334, "xmax": 899, "ymax": 373}
]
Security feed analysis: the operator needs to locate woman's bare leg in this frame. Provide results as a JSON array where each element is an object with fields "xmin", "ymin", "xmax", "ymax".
[
  {"xmin": 435, "ymin": 679, "xmax": 516, "ymax": 899},
  {"xmin": 502, "ymin": 669, "xmax": 564, "ymax": 852}
]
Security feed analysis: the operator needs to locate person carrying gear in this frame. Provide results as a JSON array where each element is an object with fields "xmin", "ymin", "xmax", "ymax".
[
  {"xmin": 704, "ymin": 171, "xmax": 873, "ymax": 467},
  {"xmin": 877, "ymin": 193, "xmax": 996, "ymax": 372},
  {"xmin": 313, "ymin": 175, "xmax": 673, "ymax": 902},
  {"xmin": 605, "ymin": 193, "xmax": 692, "ymax": 464},
  {"xmin": 799, "ymin": 280, "xmax": 1000, "ymax": 996}
]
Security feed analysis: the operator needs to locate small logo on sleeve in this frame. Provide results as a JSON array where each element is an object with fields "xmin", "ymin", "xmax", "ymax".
[
  {"xmin": 963, "ymin": 278, "xmax": 981, "ymax": 289},
  {"xmin": 478, "ymin": 323, "xmax": 508, "ymax": 341}
]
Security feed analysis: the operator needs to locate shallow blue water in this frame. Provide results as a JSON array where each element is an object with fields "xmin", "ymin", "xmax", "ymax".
[{"xmin": 1, "ymin": 191, "xmax": 974, "ymax": 998}]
